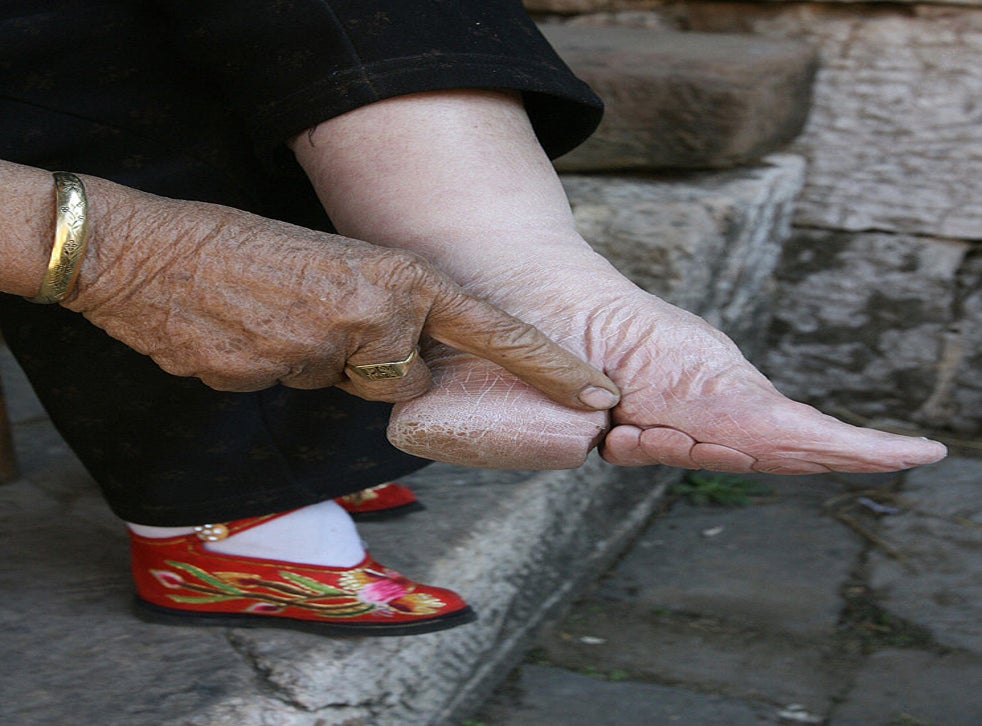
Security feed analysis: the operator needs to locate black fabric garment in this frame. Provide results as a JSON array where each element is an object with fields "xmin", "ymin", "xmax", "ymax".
[{"xmin": 0, "ymin": 0, "xmax": 603, "ymax": 525}]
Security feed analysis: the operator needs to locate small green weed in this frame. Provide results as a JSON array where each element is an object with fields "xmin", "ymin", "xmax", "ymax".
[
  {"xmin": 576, "ymin": 665, "xmax": 633, "ymax": 682},
  {"xmin": 670, "ymin": 472, "xmax": 774, "ymax": 507},
  {"xmin": 839, "ymin": 582, "xmax": 935, "ymax": 654}
]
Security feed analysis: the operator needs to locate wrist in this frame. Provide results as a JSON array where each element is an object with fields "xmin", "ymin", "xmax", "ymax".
[
  {"xmin": 62, "ymin": 179, "xmax": 211, "ymax": 318},
  {"xmin": 0, "ymin": 162, "xmax": 59, "ymax": 298},
  {"xmin": 27, "ymin": 172, "xmax": 91, "ymax": 304},
  {"xmin": 59, "ymin": 174, "xmax": 142, "ymax": 313}
]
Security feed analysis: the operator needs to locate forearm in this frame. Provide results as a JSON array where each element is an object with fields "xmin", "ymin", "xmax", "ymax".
[
  {"xmin": 0, "ymin": 160, "xmax": 67, "ymax": 298},
  {"xmin": 0, "ymin": 159, "xmax": 161, "ymax": 307},
  {"xmin": 290, "ymin": 90, "xmax": 612, "ymax": 290}
]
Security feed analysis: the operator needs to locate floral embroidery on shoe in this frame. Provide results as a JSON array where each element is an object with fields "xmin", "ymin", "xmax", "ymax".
[
  {"xmin": 150, "ymin": 559, "xmax": 448, "ymax": 619},
  {"xmin": 341, "ymin": 566, "xmax": 449, "ymax": 615},
  {"xmin": 337, "ymin": 486, "xmax": 380, "ymax": 507},
  {"xmin": 151, "ymin": 569, "xmax": 186, "ymax": 589},
  {"xmin": 334, "ymin": 482, "xmax": 422, "ymax": 518}
]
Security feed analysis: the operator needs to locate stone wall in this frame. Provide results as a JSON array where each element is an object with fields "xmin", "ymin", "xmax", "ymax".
[
  {"xmin": 564, "ymin": 155, "xmax": 806, "ymax": 359},
  {"xmin": 529, "ymin": 0, "xmax": 982, "ymax": 439}
]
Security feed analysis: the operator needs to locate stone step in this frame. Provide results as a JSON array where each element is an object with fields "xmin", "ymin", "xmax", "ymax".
[
  {"xmin": 0, "ymin": 155, "xmax": 805, "ymax": 726},
  {"xmin": 542, "ymin": 24, "xmax": 817, "ymax": 171}
]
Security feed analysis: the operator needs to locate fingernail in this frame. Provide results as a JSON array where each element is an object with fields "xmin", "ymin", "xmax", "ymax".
[{"xmin": 578, "ymin": 385, "xmax": 620, "ymax": 409}]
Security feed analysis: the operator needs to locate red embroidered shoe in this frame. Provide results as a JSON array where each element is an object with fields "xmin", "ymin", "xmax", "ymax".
[
  {"xmin": 334, "ymin": 482, "xmax": 424, "ymax": 520},
  {"xmin": 130, "ymin": 514, "xmax": 475, "ymax": 636}
]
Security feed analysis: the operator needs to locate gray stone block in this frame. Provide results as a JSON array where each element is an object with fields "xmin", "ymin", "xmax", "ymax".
[
  {"xmin": 564, "ymin": 153, "xmax": 805, "ymax": 360},
  {"xmin": 535, "ymin": 597, "xmax": 848, "ymax": 710},
  {"xmin": 951, "ymin": 252, "xmax": 982, "ymax": 436},
  {"xmin": 475, "ymin": 664, "xmax": 782, "ymax": 725},
  {"xmin": 764, "ymin": 228, "xmax": 975, "ymax": 434},
  {"xmin": 595, "ymin": 472, "xmax": 862, "ymax": 638},
  {"xmin": 830, "ymin": 649, "xmax": 982, "ymax": 726},
  {"xmin": 629, "ymin": 3, "xmax": 982, "ymax": 240},
  {"xmin": 0, "ymin": 472, "xmax": 263, "ymax": 726},
  {"xmin": 544, "ymin": 24, "xmax": 817, "ymax": 171},
  {"xmin": 520, "ymin": 472, "xmax": 860, "ymax": 706},
  {"xmin": 867, "ymin": 457, "xmax": 982, "ymax": 654}
]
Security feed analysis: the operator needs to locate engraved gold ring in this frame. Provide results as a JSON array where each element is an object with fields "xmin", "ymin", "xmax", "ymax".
[{"xmin": 345, "ymin": 347, "xmax": 419, "ymax": 381}]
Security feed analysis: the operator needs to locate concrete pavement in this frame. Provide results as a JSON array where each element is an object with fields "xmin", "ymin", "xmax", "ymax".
[{"xmin": 476, "ymin": 457, "xmax": 982, "ymax": 725}]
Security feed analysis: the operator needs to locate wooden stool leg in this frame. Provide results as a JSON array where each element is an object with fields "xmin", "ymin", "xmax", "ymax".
[{"xmin": 0, "ymin": 375, "xmax": 19, "ymax": 483}]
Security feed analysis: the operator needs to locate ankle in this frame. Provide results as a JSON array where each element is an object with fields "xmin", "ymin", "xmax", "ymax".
[
  {"xmin": 127, "ymin": 523, "xmax": 196, "ymax": 538},
  {"xmin": 125, "ymin": 500, "xmax": 366, "ymax": 568}
]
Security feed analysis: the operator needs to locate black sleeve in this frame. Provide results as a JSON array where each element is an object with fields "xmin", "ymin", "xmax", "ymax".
[{"xmin": 153, "ymin": 0, "xmax": 603, "ymax": 160}]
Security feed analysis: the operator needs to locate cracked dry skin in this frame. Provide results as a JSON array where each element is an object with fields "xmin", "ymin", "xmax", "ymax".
[
  {"xmin": 390, "ymin": 341, "xmax": 609, "ymax": 470},
  {"xmin": 389, "ymin": 261, "xmax": 948, "ymax": 474}
]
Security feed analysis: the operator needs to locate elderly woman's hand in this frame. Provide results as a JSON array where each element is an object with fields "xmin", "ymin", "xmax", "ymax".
[{"xmin": 4, "ymin": 169, "xmax": 618, "ymax": 409}]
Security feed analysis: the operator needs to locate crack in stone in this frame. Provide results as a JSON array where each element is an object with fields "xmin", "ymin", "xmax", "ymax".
[
  {"xmin": 222, "ymin": 629, "xmax": 320, "ymax": 714},
  {"xmin": 913, "ymin": 245, "xmax": 979, "ymax": 429}
]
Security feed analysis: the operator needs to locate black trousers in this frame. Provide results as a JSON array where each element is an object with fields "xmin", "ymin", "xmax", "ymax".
[{"xmin": 0, "ymin": 295, "xmax": 430, "ymax": 526}]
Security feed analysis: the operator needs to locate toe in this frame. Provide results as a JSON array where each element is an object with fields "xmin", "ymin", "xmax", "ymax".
[
  {"xmin": 689, "ymin": 443, "xmax": 757, "ymax": 472},
  {"xmin": 601, "ymin": 425, "xmax": 703, "ymax": 468}
]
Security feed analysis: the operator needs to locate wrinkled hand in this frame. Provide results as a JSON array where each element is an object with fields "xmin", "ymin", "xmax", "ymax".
[
  {"xmin": 64, "ymin": 183, "xmax": 619, "ymax": 409},
  {"xmin": 390, "ymin": 256, "xmax": 947, "ymax": 474}
]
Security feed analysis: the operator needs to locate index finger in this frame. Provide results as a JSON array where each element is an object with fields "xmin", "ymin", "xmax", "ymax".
[{"xmin": 424, "ymin": 283, "xmax": 620, "ymax": 412}]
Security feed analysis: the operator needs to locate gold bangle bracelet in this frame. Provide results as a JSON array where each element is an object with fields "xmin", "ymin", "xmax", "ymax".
[{"xmin": 27, "ymin": 172, "xmax": 90, "ymax": 304}]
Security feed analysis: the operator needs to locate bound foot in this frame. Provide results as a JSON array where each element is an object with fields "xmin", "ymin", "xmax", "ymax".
[
  {"xmin": 128, "ymin": 501, "xmax": 474, "ymax": 635},
  {"xmin": 389, "ymin": 254, "xmax": 947, "ymax": 474}
]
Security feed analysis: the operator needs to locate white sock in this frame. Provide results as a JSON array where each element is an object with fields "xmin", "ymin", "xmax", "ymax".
[{"xmin": 126, "ymin": 499, "xmax": 366, "ymax": 568}]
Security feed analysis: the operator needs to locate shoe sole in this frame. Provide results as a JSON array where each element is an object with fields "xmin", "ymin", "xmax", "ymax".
[
  {"xmin": 133, "ymin": 597, "xmax": 477, "ymax": 637},
  {"xmin": 345, "ymin": 501, "xmax": 426, "ymax": 521}
]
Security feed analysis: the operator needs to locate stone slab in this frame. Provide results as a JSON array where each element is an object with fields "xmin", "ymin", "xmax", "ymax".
[
  {"xmin": 544, "ymin": 24, "xmax": 816, "ymax": 171},
  {"xmin": 594, "ymin": 472, "xmax": 862, "ymax": 637},
  {"xmin": 652, "ymin": 3, "xmax": 982, "ymax": 240},
  {"xmin": 487, "ymin": 459, "xmax": 982, "ymax": 724},
  {"xmin": 564, "ymin": 153, "xmax": 805, "ymax": 360},
  {"xmin": 474, "ymin": 664, "xmax": 782, "ymax": 725},
  {"xmin": 830, "ymin": 649, "xmax": 982, "ymax": 726},
  {"xmin": 867, "ymin": 457, "xmax": 982, "ymax": 653},
  {"xmin": 535, "ymin": 596, "xmax": 848, "ymax": 710}
]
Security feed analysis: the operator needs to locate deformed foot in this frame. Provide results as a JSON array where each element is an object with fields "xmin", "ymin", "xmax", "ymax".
[
  {"xmin": 389, "ymin": 263, "xmax": 946, "ymax": 474},
  {"xmin": 390, "ymin": 343, "xmax": 608, "ymax": 469}
]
